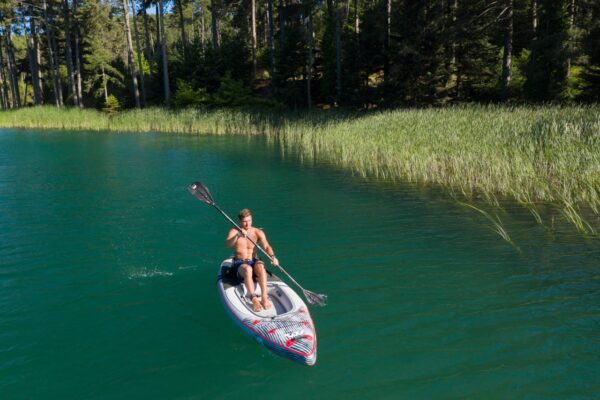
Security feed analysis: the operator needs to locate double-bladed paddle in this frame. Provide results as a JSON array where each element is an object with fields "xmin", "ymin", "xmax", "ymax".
[{"xmin": 188, "ymin": 181, "xmax": 327, "ymax": 307}]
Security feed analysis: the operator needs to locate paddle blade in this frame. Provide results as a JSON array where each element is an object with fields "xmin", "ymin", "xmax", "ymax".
[
  {"xmin": 188, "ymin": 181, "xmax": 216, "ymax": 206},
  {"xmin": 304, "ymin": 290, "xmax": 327, "ymax": 307}
]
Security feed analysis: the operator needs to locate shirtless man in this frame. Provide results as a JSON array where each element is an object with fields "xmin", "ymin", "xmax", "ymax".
[{"xmin": 225, "ymin": 209, "xmax": 278, "ymax": 312}]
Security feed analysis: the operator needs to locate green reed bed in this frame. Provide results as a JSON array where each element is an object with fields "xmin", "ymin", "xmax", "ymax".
[
  {"xmin": 278, "ymin": 105, "xmax": 600, "ymax": 235},
  {"xmin": 0, "ymin": 106, "xmax": 266, "ymax": 135},
  {"xmin": 1, "ymin": 104, "xmax": 599, "ymax": 234}
]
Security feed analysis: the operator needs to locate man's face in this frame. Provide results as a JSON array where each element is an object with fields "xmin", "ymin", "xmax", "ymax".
[{"xmin": 240, "ymin": 216, "xmax": 252, "ymax": 230}]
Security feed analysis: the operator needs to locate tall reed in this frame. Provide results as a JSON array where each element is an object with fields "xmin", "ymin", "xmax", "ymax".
[{"xmin": 1, "ymin": 105, "xmax": 598, "ymax": 234}]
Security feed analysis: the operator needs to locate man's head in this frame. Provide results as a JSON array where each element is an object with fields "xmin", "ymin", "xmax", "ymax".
[{"xmin": 238, "ymin": 209, "xmax": 253, "ymax": 229}]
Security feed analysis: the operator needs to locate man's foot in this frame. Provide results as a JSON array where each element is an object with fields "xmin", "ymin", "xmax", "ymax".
[
  {"xmin": 261, "ymin": 297, "xmax": 273, "ymax": 310},
  {"xmin": 250, "ymin": 295, "xmax": 263, "ymax": 312}
]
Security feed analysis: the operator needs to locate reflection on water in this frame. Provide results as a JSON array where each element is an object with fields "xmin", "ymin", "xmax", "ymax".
[{"xmin": 0, "ymin": 128, "xmax": 599, "ymax": 399}]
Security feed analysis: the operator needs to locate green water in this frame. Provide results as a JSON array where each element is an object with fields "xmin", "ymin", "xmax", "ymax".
[{"xmin": 1, "ymin": 128, "xmax": 599, "ymax": 399}]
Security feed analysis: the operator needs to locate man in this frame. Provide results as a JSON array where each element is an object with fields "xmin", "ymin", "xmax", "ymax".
[{"xmin": 225, "ymin": 209, "xmax": 278, "ymax": 312}]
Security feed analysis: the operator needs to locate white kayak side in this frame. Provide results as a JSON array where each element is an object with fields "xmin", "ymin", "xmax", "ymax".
[{"xmin": 217, "ymin": 257, "xmax": 317, "ymax": 366}]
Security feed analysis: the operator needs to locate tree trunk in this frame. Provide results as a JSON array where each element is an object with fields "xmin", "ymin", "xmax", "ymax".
[
  {"xmin": 73, "ymin": 0, "xmax": 84, "ymax": 107},
  {"xmin": 306, "ymin": 1, "xmax": 314, "ymax": 108},
  {"xmin": 211, "ymin": 0, "xmax": 220, "ymax": 49},
  {"xmin": 278, "ymin": 0, "xmax": 285, "ymax": 44},
  {"xmin": 191, "ymin": 5, "xmax": 197, "ymax": 42},
  {"xmin": 501, "ymin": 0, "xmax": 513, "ymax": 102},
  {"xmin": 264, "ymin": 8, "xmax": 268, "ymax": 45},
  {"xmin": 0, "ymin": 63, "xmax": 6, "ymax": 109},
  {"xmin": 26, "ymin": 5, "xmax": 43, "ymax": 105},
  {"xmin": 532, "ymin": 0, "xmax": 537, "ymax": 37},
  {"xmin": 450, "ymin": 0, "xmax": 458, "ymax": 90},
  {"xmin": 5, "ymin": 28, "xmax": 22, "ymax": 108},
  {"xmin": 24, "ymin": 76, "xmax": 29, "ymax": 105},
  {"xmin": 354, "ymin": 0, "xmax": 359, "ymax": 37},
  {"xmin": 35, "ymin": 22, "xmax": 44, "ymax": 102},
  {"xmin": 201, "ymin": 7, "xmax": 206, "ymax": 49},
  {"xmin": 3, "ymin": 39, "xmax": 16, "ymax": 108},
  {"xmin": 131, "ymin": 0, "xmax": 146, "ymax": 107},
  {"xmin": 383, "ymin": 0, "xmax": 391, "ymax": 82},
  {"xmin": 122, "ymin": 0, "xmax": 141, "ymax": 108},
  {"xmin": 267, "ymin": 0, "xmax": 275, "ymax": 75},
  {"xmin": 51, "ymin": 32, "xmax": 64, "ymax": 105},
  {"xmin": 567, "ymin": 0, "xmax": 575, "ymax": 75},
  {"xmin": 354, "ymin": 0, "xmax": 360, "ymax": 90},
  {"xmin": 159, "ymin": 0, "xmax": 171, "ymax": 102},
  {"xmin": 251, "ymin": 0, "xmax": 257, "ymax": 80},
  {"xmin": 142, "ymin": 5, "xmax": 154, "ymax": 66},
  {"xmin": 25, "ymin": 36, "xmax": 39, "ymax": 106},
  {"xmin": 130, "ymin": 0, "xmax": 147, "ymax": 106},
  {"xmin": 0, "ymin": 44, "xmax": 11, "ymax": 108},
  {"xmin": 335, "ymin": 0, "xmax": 342, "ymax": 105},
  {"xmin": 42, "ymin": 0, "xmax": 61, "ymax": 106},
  {"xmin": 74, "ymin": 28, "xmax": 83, "ymax": 106},
  {"xmin": 569, "ymin": 0, "xmax": 575, "ymax": 26},
  {"xmin": 384, "ymin": 0, "xmax": 392, "ymax": 81},
  {"xmin": 102, "ymin": 65, "xmax": 108, "ymax": 103},
  {"xmin": 177, "ymin": 0, "xmax": 188, "ymax": 57},
  {"xmin": 453, "ymin": 0, "xmax": 461, "ymax": 99},
  {"xmin": 155, "ymin": 3, "xmax": 160, "ymax": 54},
  {"xmin": 10, "ymin": 35, "xmax": 21, "ymax": 107},
  {"xmin": 63, "ymin": 0, "xmax": 79, "ymax": 107}
]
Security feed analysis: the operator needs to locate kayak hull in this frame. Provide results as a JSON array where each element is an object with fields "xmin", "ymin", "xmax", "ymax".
[{"xmin": 217, "ymin": 258, "xmax": 317, "ymax": 366}]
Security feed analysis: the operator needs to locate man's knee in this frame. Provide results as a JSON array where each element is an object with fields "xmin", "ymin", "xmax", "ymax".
[
  {"xmin": 239, "ymin": 264, "xmax": 252, "ymax": 276},
  {"xmin": 254, "ymin": 261, "xmax": 266, "ymax": 275}
]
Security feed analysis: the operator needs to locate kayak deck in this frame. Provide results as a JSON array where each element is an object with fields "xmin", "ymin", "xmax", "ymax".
[
  {"xmin": 219, "ymin": 261, "xmax": 286, "ymax": 316},
  {"xmin": 217, "ymin": 258, "xmax": 317, "ymax": 365}
]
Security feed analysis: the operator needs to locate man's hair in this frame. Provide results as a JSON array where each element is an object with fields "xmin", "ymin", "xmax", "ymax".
[{"xmin": 238, "ymin": 208, "xmax": 252, "ymax": 220}]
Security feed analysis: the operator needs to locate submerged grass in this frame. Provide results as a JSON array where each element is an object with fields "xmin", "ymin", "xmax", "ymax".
[{"xmin": 1, "ymin": 104, "xmax": 599, "ymax": 236}]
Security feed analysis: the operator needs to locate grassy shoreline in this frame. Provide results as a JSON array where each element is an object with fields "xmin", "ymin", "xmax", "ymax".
[{"xmin": 2, "ymin": 105, "xmax": 599, "ymax": 235}]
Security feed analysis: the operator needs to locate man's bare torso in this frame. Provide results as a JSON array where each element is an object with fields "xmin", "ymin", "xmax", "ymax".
[{"xmin": 233, "ymin": 227, "xmax": 260, "ymax": 260}]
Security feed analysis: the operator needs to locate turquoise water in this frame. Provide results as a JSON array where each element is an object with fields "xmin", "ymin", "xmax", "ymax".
[{"xmin": 1, "ymin": 128, "xmax": 599, "ymax": 399}]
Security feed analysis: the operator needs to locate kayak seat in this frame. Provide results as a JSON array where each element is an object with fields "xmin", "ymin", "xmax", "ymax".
[
  {"xmin": 221, "ymin": 264, "xmax": 243, "ymax": 286},
  {"xmin": 223, "ymin": 257, "xmax": 268, "ymax": 286}
]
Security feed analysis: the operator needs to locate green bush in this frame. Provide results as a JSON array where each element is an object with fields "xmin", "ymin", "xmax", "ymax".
[
  {"xmin": 102, "ymin": 94, "xmax": 121, "ymax": 114},
  {"xmin": 173, "ymin": 81, "xmax": 209, "ymax": 108},
  {"xmin": 564, "ymin": 65, "xmax": 585, "ymax": 100},
  {"xmin": 212, "ymin": 74, "xmax": 251, "ymax": 107}
]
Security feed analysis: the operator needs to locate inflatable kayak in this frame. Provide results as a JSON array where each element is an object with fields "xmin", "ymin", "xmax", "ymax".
[{"xmin": 217, "ymin": 257, "xmax": 317, "ymax": 366}]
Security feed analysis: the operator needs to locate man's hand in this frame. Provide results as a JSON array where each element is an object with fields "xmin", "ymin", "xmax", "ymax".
[{"xmin": 270, "ymin": 256, "xmax": 279, "ymax": 266}]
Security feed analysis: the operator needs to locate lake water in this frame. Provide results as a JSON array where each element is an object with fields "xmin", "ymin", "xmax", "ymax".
[{"xmin": 1, "ymin": 128, "xmax": 599, "ymax": 399}]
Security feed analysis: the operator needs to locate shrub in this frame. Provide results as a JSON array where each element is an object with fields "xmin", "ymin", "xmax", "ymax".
[
  {"xmin": 212, "ymin": 74, "xmax": 251, "ymax": 107},
  {"xmin": 102, "ymin": 95, "xmax": 121, "ymax": 114},
  {"xmin": 173, "ymin": 81, "xmax": 209, "ymax": 107}
]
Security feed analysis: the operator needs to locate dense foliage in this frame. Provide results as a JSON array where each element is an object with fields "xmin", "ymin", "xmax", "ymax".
[{"xmin": 1, "ymin": 0, "xmax": 599, "ymax": 111}]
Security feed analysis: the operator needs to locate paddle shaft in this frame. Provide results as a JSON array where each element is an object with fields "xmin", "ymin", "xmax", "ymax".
[
  {"xmin": 189, "ymin": 181, "xmax": 325, "ymax": 305},
  {"xmin": 211, "ymin": 203, "xmax": 307, "ymax": 292}
]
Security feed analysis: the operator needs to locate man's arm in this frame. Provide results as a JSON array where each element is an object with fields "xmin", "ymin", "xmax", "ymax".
[
  {"xmin": 257, "ymin": 230, "xmax": 279, "ymax": 265},
  {"xmin": 225, "ymin": 228, "xmax": 243, "ymax": 248}
]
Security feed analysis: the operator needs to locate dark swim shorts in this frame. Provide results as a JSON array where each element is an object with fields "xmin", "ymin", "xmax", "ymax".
[{"xmin": 232, "ymin": 258, "xmax": 260, "ymax": 279}]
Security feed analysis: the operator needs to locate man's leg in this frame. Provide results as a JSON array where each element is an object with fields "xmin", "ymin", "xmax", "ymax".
[
  {"xmin": 254, "ymin": 261, "xmax": 272, "ymax": 310},
  {"xmin": 239, "ymin": 264, "xmax": 263, "ymax": 312}
]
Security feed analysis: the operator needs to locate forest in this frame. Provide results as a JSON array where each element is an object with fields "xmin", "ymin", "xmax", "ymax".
[{"xmin": 0, "ymin": 0, "xmax": 599, "ymax": 112}]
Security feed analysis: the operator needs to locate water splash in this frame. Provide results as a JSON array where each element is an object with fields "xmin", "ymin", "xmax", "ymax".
[{"xmin": 127, "ymin": 267, "xmax": 174, "ymax": 279}]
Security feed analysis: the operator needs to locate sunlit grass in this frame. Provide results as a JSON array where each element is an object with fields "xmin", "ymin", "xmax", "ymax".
[
  {"xmin": 1, "ymin": 104, "xmax": 599, "ymax": 235},
  {"xmin": 274, "ymin": 105, "xmax": 600, "ymax": 236}
]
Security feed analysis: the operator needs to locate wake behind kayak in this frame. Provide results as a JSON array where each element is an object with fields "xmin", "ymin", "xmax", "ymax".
[{"xmin": 217, "ymin": 257, "xmax": 317, "ymax": 366}]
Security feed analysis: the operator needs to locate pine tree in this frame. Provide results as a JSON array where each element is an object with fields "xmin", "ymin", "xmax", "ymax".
[
  {"xmin": 80, "ymin": 0, "xmax": 125, "ymax": 105},
  {"xmin": 579, "ymin": 0, "xmax": 600, "ymax": 100},
  {"xmin": 524, "ymin": 0, "xmax": 569, "ymax": 100}
]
